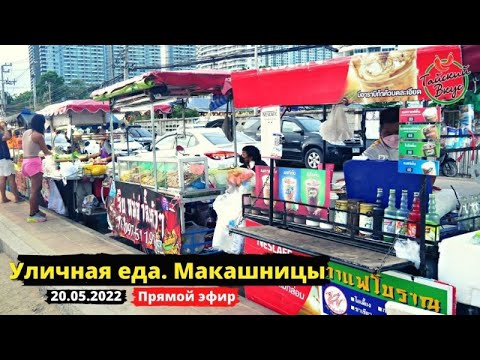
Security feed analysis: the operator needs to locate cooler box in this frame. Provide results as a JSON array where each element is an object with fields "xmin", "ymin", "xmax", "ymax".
[{"xmin": 344, "ymin": 160, "xmax": 433, "ymax": 209}]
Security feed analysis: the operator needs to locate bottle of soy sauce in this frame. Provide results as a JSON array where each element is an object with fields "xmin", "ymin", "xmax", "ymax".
[{"xmin": 372, "ymin": 188, "xmax": 384, "ymax": 240}]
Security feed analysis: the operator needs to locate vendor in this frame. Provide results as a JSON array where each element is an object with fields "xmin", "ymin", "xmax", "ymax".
[
  {"xmin": 88, "ymin": 128, "xmax": 113, "ymax": 164},
  {"xmin": 362, "ymin": 107, "xmax": 399, "ymax": 161},
  {"xmin": 240, "ymin": 145, "xmax": 267, "ymax": 171}
]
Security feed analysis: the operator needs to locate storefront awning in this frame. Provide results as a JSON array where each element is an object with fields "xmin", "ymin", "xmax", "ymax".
[
  {"xmin": 38, "ymin": 100, "xmax": 110, "ymax": 116},
  {"xmin": 231, "ymin": 45, "xmax": 477, "ymax": 108},
  {"xmin": 91, "ymin": 70, "xmax": 232, "ymax": 102}
]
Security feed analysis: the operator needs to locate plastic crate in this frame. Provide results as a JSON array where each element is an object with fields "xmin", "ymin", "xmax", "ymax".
[{"xmin": 181, "ymin": 222, "xmax": 214, "ymax": 255}]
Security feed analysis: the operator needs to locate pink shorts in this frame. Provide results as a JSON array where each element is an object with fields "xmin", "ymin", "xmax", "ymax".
[{"xmin": 22, "ymin": 157, "xmax": 43, "ymax": 178}]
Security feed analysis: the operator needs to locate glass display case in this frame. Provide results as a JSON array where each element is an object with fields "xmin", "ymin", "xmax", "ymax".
[{"xmin": 117, "ymin": 155, "xmax": 214, "ymax": 196}]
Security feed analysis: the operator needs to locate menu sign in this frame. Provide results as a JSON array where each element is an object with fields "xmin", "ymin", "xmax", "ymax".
[{"xmin": 398, "ymin": 107, "xmax": 440, "ymax": 176}]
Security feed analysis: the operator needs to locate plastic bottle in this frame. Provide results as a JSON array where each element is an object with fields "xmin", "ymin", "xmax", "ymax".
[
  {"xmin": 383, "ymin": 189, "xmax": 397, "ymax": 243},
  {"xmin": 372, "ymin": 188, "xmax": 384, "ymax": 240},
  {"xmin": 395, "ymin": 190, "xmax": 409, "ymax": 237},
  {"xmin": 458, "ymin": 196, "xmax": 471, "ymax": 232},
  {"xmin": 425, "ymin": 193, "xmax": 440, "ymax": 242},
  {"xmin": 407, "ymin": 192, "xmax": 421, "ymax": 239}
]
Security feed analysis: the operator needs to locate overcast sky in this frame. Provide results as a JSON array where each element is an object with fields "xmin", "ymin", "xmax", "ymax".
[
  {"xmin": 0, "ymin": 45, "xmax": 432, "ymax": 97},
  {"xmin": 0, "ymin": 45, "xmax": 30, "ymax": 96}
]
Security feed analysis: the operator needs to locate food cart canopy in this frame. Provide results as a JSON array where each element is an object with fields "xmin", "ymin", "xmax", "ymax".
[
  {"xmin": 91, "ymin": 70, "xmax": 232, "ymax": 102},
  {"xmin": 231, "ymin": 45, "xmax": 478, "ymax": 108},
  {"xmin": 38, "ymin": 100, "xmax": 110, "ymax": 116}
]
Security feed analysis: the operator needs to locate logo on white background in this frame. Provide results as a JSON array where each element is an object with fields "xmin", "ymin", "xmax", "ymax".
[{"xmin": 324, "ymin": 286, "xmax": 347, "ymax": 315}]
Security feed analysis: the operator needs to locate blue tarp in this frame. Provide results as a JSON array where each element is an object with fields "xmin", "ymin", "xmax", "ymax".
[{"xmin": 187, "ymin": 98, "xmax": 228, "ymax": 113}]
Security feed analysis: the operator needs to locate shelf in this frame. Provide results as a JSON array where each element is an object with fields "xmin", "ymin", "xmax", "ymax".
[{"xmin": 231, "ymin": 225, "xmax": 412, "ymax": 273}]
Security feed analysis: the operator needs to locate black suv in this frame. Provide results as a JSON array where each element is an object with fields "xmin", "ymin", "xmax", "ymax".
[{"xmin": 242, "ymin": 116, "xmax": 363, "ymax": 169}]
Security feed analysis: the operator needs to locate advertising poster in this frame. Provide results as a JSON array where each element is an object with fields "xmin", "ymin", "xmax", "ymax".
[
  {"xmin": 254, "ymin": 166, "xmax": 281, "ymax": 212},
  {"xmin": 399, "ymin": 124, "xmax": 440, "ymax": 141},
  {"xmin": 107, "ymin": 181, "xmax": 182, "ymax": 254},
  {"xmin": 398, "ymin": 159, "xmax": 440, "ymax": 176},
  {"xmin": 142, "ymin": 188, "xmax": 182, "ymax": 255},
  {"xmin": 260, "ymin": 106, "xmax": 282, "ymax": 159},
  {"xmin": 243, "ymin": 219, "xmax": 455, "ymax": 315},
  {"xmin": 398, "ymin": 107, "xmax": 441, "ymax": 176},
  {"xmin": 344, "ymin": 46, "xmax": 468, "ymax": 105},
  {"xmin": 300, "ymin": 168, "xmax": 330, "ymax": 219},
  {"xmin": 232, "ymin": 45, "xmax": 469, "ymax": 108},
  {"xmin": 278, "ymin": 167, "xmax": 303, "ymax": 214},
  {"xmin": 400, "ymin": 107, "xmax": 441, "ymax": 123},
  {"xmin": 399, "ymin": 141, "xmax": 440, "ymax": 159},
  {"xmin": 322, "ymin": 284, "xmax": 386, "ymax": 315}
]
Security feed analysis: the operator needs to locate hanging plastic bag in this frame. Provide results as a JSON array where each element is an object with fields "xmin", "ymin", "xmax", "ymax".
[
  {"xmin": 319, "ymin": 104, "xmax": 353, "ymax": 145},
  {"xmin": 47, "ymin": 179, "xmax": 67, "ymax": 216}
]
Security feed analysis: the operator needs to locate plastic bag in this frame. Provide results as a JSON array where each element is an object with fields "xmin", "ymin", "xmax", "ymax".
[
  {"xmin": 394, "ymin": 239, "xmax": 420, "ymax": 269},
  {"xmin": 47, "ymin": 179, "xmax": 67, "ymax": 216},
  {"xmin": 319, "ymin": 104, "xmax": 353, "ymax": 145},
  {"xmin": 212, "ymin": 187, "xmax": 245, "ymax": 254}
]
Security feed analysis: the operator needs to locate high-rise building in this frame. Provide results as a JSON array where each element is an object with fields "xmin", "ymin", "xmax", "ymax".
[
  {"xmin": 262, "ymin": 45, "xmax": 333, "ymax": 67},
  {"xmin": 196, "ymin": 45, "xmax": 333, "ymax": 70},
  {"xmin": 28, "ymin": 45, "xmax": 162, "ymax": 89},
  {"xmin": 160, "ymin": 45, "xmax": 196, "ymax": 70},
  {"xmin": 333, "ymin": 45, "xmax": 399, "ymax": 58},
  {"xmin": 196, "ymin": 45, "xmax": 256, "ymax": 70},
  {"xmin": 29, "ymin": 45, "xmax": 105, "ymax": 87}
]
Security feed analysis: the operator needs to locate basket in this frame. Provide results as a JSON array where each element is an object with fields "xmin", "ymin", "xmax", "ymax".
[{"xmin": 181, "ymin": 221, "xmax": 213, "ymax": 254}]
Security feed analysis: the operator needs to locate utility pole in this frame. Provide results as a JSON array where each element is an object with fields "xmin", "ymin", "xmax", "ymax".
[
  {"xmin": 1, "ymin": 63, "xmax": 12, "ymax": 116},
  {"xmin": 108, "ymin": 45, "xmax": 115, "ymax": 80},
  {"xmin": 123, "ymin": 45, "xmax": 129, "ymax": 80},
  {"xmin": 31, "ymin": 61, "xmax": 37, "ymax": 111},
  {"xmin": 46, "ymin": 81, "xmax": 52, "ymax": 103}
]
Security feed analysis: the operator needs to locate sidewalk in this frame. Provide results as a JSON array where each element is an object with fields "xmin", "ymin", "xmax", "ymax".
[{"xmin": 0, "ymin": 193, "xmax": 277, "ymax": 315}]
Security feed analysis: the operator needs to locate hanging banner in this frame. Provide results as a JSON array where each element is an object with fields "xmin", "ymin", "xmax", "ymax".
[
  {"xmin": 260, "ymin": 106, "xmax": 282, "ymax": 159},
  {"xmin": 232, "ymin": 45, "xmax": 470, "ymax": 107},
  {"xmin": 107, "ymin": 181, "xmax": 182, "ymax": 254}
]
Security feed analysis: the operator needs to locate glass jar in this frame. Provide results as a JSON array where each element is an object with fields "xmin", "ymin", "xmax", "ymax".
[
  {"xmin": 358, "ymin": 203, "xmax": 375, "ymax": 237},
  {"xmin": 335, "ymin": 200, "xmax": 349, "ymax": 233}
]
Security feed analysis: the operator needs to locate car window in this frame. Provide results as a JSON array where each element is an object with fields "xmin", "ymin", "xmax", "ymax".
[
  {"xmin": 203, "ymin": 132, "xmax": 255, "ymax": 145},
  {"xmin": 297, "ymin": 118, "xmax": 321, "ymax": 132},
  {"xmin": 132, "ymin": 128, "xmax": 152, "ymax": 137},
  {"xmin": 282, "ymin": 121, "xmax": 302, "ymax": 133},
  {"xmin": 176, "ymin": 135, "xmax": 191, "ymax": 148},
  {"xmin": 187, "ymin": 135, "xmax": 198, "ymax": 147},
  {"xmin": 157, "ymin": 135, "xmax": 176, "ymax": 150},
  {"xmin": 242, "ymin": 119, "xmax": 260, "ymax": 131}
]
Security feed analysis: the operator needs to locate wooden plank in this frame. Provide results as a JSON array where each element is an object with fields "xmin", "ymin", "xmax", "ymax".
[{"xmin": 236, "ymin": 226, "xmax": 410, "ymax": 271}]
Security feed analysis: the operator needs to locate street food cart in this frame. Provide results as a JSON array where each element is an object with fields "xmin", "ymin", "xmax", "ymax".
[
  {"xmin": 91, "ymin": 70, "xmax": 232, "ymax": 254},
  {"xmin": 228, "ymin": 45, "xmax": 480, "ymax": 315},
  {"xmin": 36, "ymin": 100, "xmax": 111, "ymax": 225}
]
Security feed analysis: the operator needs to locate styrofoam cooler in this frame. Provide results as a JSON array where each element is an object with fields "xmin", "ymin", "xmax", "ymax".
[{"xmin": 438, "ymin": 231, "xmax": 480, "ymax": 307}]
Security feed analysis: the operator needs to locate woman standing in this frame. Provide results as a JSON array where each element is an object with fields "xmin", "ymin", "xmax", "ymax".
[
  {"xmin": 22, "ymin": 114, "xmax": 52, "ymax": 223},
  {"xmin": 240, "ymin": 145, "xmax": 267, "ymax": 172},
  {"xmin": 0, "ymin": 120, "xmax": 20, "ymax": 203}
]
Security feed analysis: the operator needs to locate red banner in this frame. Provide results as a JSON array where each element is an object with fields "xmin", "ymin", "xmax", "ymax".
[
  {"xmin": 232, "ymin": 45, "xmax": 468, "ymax": 108},
  {"xmin": 132, "ymin": 287, "xmax": 239, "ymax": 307}
]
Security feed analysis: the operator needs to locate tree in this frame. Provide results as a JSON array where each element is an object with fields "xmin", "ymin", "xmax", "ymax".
[
  {"xmin": 37, "ymin": 71, "xmax": 65, "ymax": 103},
  {"xmin": 66, "ymin": 79, "xmax": 90, "ymax": 100},
  {"xmin": 171, "ymin": 105, "xmax": 199, "ymax": 118},
  {"xmin": 7, "ymin": 91, "xmax": 34, "ymax": 114}
]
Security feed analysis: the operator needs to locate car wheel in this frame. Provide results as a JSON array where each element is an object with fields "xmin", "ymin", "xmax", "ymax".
[{"xmin": 304, "ymin": 148, "xmax": 323, "ymax": 169}]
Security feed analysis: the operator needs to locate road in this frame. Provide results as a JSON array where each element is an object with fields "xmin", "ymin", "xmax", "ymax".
[{"xmin": 0, "ymin": 254, "xmax": 63, "ymax": 315}]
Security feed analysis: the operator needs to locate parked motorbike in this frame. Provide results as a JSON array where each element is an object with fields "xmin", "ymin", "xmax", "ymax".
[{"xmin": 439, "ymin": 149, "xmax": 458, "ymax": 177}]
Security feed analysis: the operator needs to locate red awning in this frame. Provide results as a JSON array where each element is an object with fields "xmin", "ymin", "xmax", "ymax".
[
  {"xmin": 231, "ymin": 45, "xmax": 472, "ymax": 108},
  {"xmin": 38, "ymin": 100, "xmax": 110, "ymax": 116}
]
